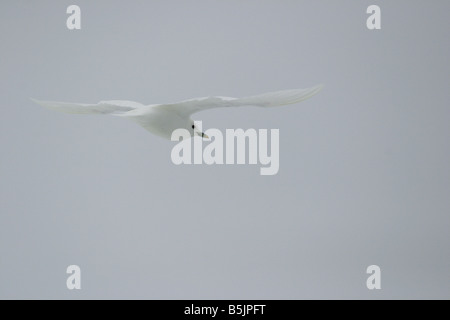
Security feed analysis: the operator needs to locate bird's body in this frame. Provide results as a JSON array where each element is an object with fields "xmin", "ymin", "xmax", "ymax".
[
  {"xmin": 32, "ymin": 85, "xmax": 323, "ymax": 140},
  {"xmin": 118, "ymin": 105, "xmax": 192, "ymax": 139}
]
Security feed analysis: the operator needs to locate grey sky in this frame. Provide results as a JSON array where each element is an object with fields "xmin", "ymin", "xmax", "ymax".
[{"xmin": 0, "ymin": 0, "xmax": 449, "ymax": 299}]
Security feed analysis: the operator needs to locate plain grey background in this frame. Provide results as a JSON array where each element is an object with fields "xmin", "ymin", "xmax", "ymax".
[{"xmin": 0, "ymin": 0, "xmax": 449, "ymax": 299}]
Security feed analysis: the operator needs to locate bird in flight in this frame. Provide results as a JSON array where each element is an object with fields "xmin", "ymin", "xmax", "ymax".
[{"xmin": 32, "ymin": 85, "xmax": 323, "ymax": 140}]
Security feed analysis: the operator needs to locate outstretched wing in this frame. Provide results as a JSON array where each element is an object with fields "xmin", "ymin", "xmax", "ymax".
[
  {"xmin": 160, "ymin": 85, "xmax": 323, "ymax": 117},
  {"xmin": 31, "ymin": 99, "xmax": 144, "ymax": 115}
]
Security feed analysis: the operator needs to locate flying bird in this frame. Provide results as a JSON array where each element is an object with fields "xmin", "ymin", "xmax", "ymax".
[{"xmin": 32, "ymin": 85, "xmax": 323, "ymax": 140}]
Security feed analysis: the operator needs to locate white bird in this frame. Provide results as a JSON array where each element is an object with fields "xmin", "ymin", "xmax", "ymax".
[{"xmin": 32, "ymin": 85, "xmax": 323, "ymax": 140}]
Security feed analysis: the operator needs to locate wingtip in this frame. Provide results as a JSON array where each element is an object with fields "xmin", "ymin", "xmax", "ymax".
[
  {"xmin": 307, "ymin": 84, "xmax": 324, "ymax": 97},
  {"xmin": 313, "ymin": 84, "xmax": 324, "ymax": 91},
  {"xmin": 30, "ymin": 98, "xmax": 54, "ymax": 110},
  {"xmin": 30, "ymin": 98, "xmax": 43, "ymax": 105}
]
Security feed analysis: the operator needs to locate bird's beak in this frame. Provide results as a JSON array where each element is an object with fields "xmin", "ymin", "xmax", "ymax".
[
  {"xmin": 196, "ymin": 131, "xmax": 209, "ymax": 139},
  {"xmin": 201, "ymin": 132, "xmax": 209, "ymax": 139}
]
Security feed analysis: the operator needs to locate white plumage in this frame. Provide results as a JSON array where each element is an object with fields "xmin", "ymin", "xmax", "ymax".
[{"xmin": 32, "ymin": 85, "xmax": 323, "ymax": 140}]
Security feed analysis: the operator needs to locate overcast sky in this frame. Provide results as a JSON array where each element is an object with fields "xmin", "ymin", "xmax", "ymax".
[{"xmin": 0, "ymin": 0, "xmax": 449, "ymax": 299}]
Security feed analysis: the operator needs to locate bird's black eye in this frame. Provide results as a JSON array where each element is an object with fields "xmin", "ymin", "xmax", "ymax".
[{"xmin": 192, "ymin": 125, "xmax": 195, "ymax": 129}]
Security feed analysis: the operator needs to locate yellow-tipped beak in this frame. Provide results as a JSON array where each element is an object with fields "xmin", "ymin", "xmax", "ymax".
[{"xmin": 195, "ymin": 131, "xmax": 209, "ymax": 139}]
